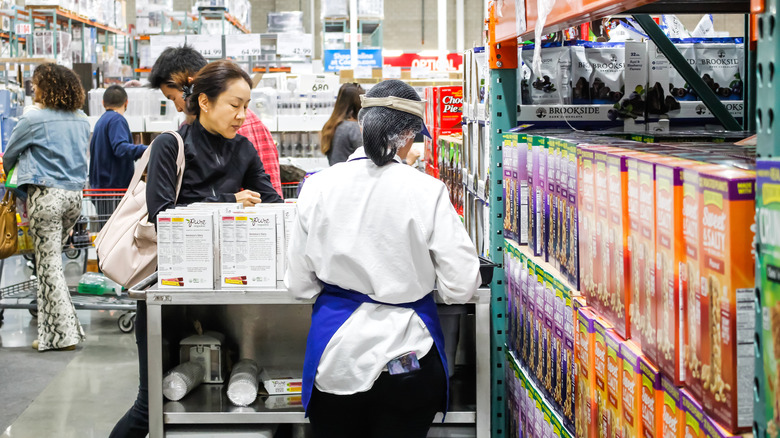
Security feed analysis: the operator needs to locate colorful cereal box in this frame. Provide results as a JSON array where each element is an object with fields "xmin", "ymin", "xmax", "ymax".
[
  {"xmin": 578, "ymin": 145, "xmax": 598, "ymax": 304},
  {"xmin": 547, "ymin": 136, "xmax": 557, "ymax": 266},
  {"xmin": 535, "ymin": 264, "xmax": 548, "ymax": 385},
  {"xmin": 563, "ymin": 288, "xmax": 576, "ymax": 428},
  {"xmin": 593, "ymin": 149, "xmax": 612, "ymax": 324},
  {"xmin": 660, "ymin": 375, "xmax": 683, "ymax": 438},
  {"xmin": 576, "ymin": 307, "xmax": 597, "ymax": 438},
  {"xmin": 681, "ymin": 389, "xmax": 705, "ymax": 438},
  {"xmin": 621, "ymin": 340, "xmax": 644, "ymax": 438},
  {"xmin": 593, "ymin": 315, "xmax": 614, "ymax": 438},
  {"xmin": 522, "ymin": 255, "xmax": 535, "ymax": 366},
  {"xmin": 681, "ymin": 163, "xmax": 731, "ymax": 395},
  {"xmin": 517, "ymin": 133, "xmax": 530, "ymax": 245},
  {"xmin": 640, "ymin": 355, "xmax": 663, "ymax": 438},
  {"xmin": 635, "ymin": 156, "xmax": 660, "ymax": 363},
  {"xmin": 541, "ymin": 138, "xmax": 550, "ymax": 263},
  {"xmin": 543, "ymin": 270, "xmax": 556, "ymax": 395},
  {"xmin": 530, "ymin": 135, "xmax": 544, "ymax": 256},
  {"xmin": 567, "ymin": 141, "xmax": 580, "ymax": 288},
  {"xmin": 605, "ymin": 330, "xmax": 624, "ymax": 438},
  {"xmin": 503, "ymin": 133, "xmax": 516, "ymax": 241},
  {"xmin": 697, "ymin": 167, "xmax": 756, "ymax": 433},
  {"xmin": 757, "ymin": 159, "xmax": 780, "ymax": 438},
  {"xmin": 553, "ymin": 279, "xmax": 566, "ymax": 411}
]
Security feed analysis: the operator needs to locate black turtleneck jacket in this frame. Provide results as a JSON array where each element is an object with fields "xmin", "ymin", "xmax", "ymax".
[{"xmin": 146, "ymin": 119, "xmax": 283, "ymax": 222}]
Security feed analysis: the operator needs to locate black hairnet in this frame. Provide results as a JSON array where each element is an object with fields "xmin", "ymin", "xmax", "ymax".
[{"xmin": 358, "ymin": 80, "xmax": 423, "ymax": 166}]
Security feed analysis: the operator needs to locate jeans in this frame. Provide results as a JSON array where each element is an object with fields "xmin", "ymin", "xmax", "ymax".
[
  {"xmin": 307, "ymin": 346, "xmax": 446, "ymax": 438},
  {"xmin": 109, "ymin": 301, "xmax": 148, "ymax": 438}
]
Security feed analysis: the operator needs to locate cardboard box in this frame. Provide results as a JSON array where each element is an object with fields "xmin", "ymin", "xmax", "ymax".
[
  {"xmin": 566, "ymin": 141, "xmax": 580, "ymax": 288},
  {"xmin": 696, "ymin": 168, "xmax": 756, "ymax": 433},
  {"xmin": 543, "ymin": 271, "xmax": 556, "ymax": 395},
  {"xmin": 593, "ymin": 315, "xmax": 614, "ymax": 438},
  {"xmin": 756, "ymin": 159, "xmax": 780, "ymax": 438},
  {"xmin": 640, "ymin": 355, "xmax": 663, "ymax": 438},
  {"xmin": 553, "ymin": 279, "xmax": 566, "ymax": 410},
  {"xmin": 157, "ymin": 212, "xmax": 216, "ymax": 289},
  {"xmin": 242, "ymin": 211, "xmax": 278, "ymax": 287},
  {"xmin": 605, "ymin": 330, "xmax": 624, "ymax": 438},
  {"xmin": 563, "ymin": 287, "xmax": 576, "ymax": 428},
  {"xmin": 259, "ymin": 368, "xmax": 302, "ymax": 395},
  {"xmin": 529, "ymin": 136, "xmax": 542, "ymax": 255},
  {"xmin": 660, "ymin": 375, "xmax": 683, "ymax": 438},
  {"xmin": 636, "ymin": 156, "xmax": 661, "ymax": 363},
  {"xmin": 535, "ymin": 264, "xmax": 548, "ymax": 385},
  {"xmin": 540, "ymin": 137, "xmax": 550, "ymax": 261},
  {"xmin": 546, "ymin": 137, "xmax": 557, "ymax": 265},
  {"xmin": 503, "ymin": 134, "xmax": 516, "ymax": 241},
  {"xmin": 681, "ymin": 389, "xmax": 706, "ymax": 438},
  {"xmin": 605, "ymin": 148, "xmax": 634, "ymax": 339},
  {"xmin": 621, "ymin": 340, "xmax": 644, "ymax": 438},
  {"xmin": 523, "ymin": 256, "xmax": 537, "ymax": 367},
  {"xmin": 577, "ymin": 145, "xmax": 597, "ymax": 299},
  {"xmin": 517, "ymin": 133, "xmax": 530, "ymax": 245},
  {"xmin": 576, "ymin": 307, "xmax": 596, "ymax": 438}
]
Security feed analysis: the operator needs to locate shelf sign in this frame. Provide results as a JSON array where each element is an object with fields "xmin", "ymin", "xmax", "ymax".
[
  {"xmin": 186, "ymin": 34, "xmax": 223, "ymax": 58},
  {"xmin": 323, "ymin": 49, "xmax": 382, "ymax": 72},
  {"xmin": 14, "ymin": 23, "xmax": 31, "ymax": 36},
  {"xmin": 276, "ymin": 33, "xmax": 313, "ymax": 58},
  {"xmin": 298, "ymin": 74, "xmax": 340, "ymax": 94},
  {"xmin": 150, "ymin": 35, "xmax": 187, "ymax": 65},
  {"xmin": 225, "ymin": 34, "xmax": 262, "ymax": 58},
  {"xmin": 383, "ymin": 53, "xmax": 463, "ymax": 72}
]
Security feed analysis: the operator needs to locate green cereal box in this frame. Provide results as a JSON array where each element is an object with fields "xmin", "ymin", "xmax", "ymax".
[{"xmin": 757, "ymin": 158, "xmax": 780, "ymax": 438}]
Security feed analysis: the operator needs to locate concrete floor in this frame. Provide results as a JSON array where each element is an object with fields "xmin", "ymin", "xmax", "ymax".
[{"xmin": 0, "ymin": 308, "xmax": 139, "ymax": 438}]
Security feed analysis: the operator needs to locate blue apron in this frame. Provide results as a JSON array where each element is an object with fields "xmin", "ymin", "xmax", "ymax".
[{"xmin": 301, "ymin": 282, "xmax": 450, "ymax": 418}]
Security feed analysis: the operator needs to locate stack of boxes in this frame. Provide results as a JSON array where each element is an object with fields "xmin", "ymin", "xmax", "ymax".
[
  {"xmin": 504, "ymin": 131, "xmax": 758, "ymax": 437},
  {"xmin": 423, "ymin": 85, "xmax": 463, "ymax": 178}
]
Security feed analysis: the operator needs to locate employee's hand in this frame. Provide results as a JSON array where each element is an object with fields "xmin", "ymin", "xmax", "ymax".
[{"xmin": 235, "ymin": 190, "xmax": 262, "ymax": 207}]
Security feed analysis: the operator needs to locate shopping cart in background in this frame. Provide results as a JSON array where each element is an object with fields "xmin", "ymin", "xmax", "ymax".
[
  {"xmin": 281, "ymin": 182, "xmax": 300, "ymax": 200},
  {"xmin": 0, "ymin": 188, "xmax": 138, "ymax": 332}
]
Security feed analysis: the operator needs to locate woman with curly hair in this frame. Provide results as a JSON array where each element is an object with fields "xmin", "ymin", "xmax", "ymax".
[{"xmin": 2, "ymin": 63, "xmax": 90, "ymax": 352}]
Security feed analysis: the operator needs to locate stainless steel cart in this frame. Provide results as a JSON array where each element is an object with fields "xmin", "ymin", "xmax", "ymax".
[
  {"xmin": 130, "ymin": 273, "xmax": 492, "ymax": 437},
  {"xmin": 0, "ymin": 189, "xmax": 137, "ymax": 332}
]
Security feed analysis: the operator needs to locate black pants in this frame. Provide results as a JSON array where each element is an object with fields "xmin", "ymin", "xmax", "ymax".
[
  {"xmin": 308, "ymin": 347, "xmax": 446, "ymax": 438},
  {"xmin": 109, "ymin": 302, "xmax": 148, "ymax": 438}
]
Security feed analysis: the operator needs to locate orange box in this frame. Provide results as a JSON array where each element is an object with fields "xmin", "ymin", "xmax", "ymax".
[
  {"xmin": 681, "ymin": 389, "xmax": 705, "ymax": 438},
  {"xmin": 659, "ymin": 375, "xmax": 683, "ymax": 438},
  {"xmin": 696, "ymin": 168, "xmax": 756, "ymax": 434},
  {"xmin": 680, "ymin": 164, "xmax": 728, "ymax": 393},
  {"xmin": 621, "ymin": 340, "xmax": 644, "ymax": 438},
  {"xmin": 578, "ymin": 145, "xmax": 598, "ymax": 299},
  {"xmin": 594, "ymin": 149, "xmax": 612, "ymax": 322},
  {"xmin": 640, "ymin": 355, "xmax": 663, "ymax": 438},
  {"xmin": 626, "ymin": 154, "xmax": 645, "ymax": 347},
  {"xmin": 593, "ymin": 314, "xmax": 614, "ymax": 438},
  {"xmin": 606, "ymin": 330, "xmax": 624, "ymax": 438},
  {"xmin": 576, "ymin": 307, "xmax": 597, "ymax": 438}
]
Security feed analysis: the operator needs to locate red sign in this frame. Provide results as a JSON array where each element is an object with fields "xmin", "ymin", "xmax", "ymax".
[{"xmin": 383, "ymin": 53, "xmax": 463, "ymax": 71}]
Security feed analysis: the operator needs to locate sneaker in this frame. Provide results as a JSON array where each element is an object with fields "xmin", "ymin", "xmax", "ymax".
[{"xmin": 32, "ymin": 340, "xmax": 76, "ymax": 351}]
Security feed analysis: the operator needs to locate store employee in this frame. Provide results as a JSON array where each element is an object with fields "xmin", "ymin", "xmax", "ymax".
[{"xmin": 285, "ymin": 79, "xmax": 481, "ymax": 438}]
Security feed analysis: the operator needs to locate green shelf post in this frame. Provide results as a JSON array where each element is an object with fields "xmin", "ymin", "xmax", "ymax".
[{"xmin": 489, "ymin": 39, "xmax": 518, "ymax": 437}]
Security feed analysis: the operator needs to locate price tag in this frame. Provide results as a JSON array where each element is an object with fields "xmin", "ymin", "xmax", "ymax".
[
  {"xmin": 354, "ymin": 65, "xmax": 372, "ymax": 79},
  {"xmin": 150, "ymin": 35, "xmax": 186, "ymax": 64},
  {"xmin": 411, "ymin": 66, "xmax": 430, "ymax": 79},
  {"xmin": 382, "ymin": 66, "xmax": 401, "ymax": 79},
  {"xmin": 225, "ymin": 34, "xmax": 262, "ymax": 58},
  {"xmin": 186, "ymin": 34, "xmax": 223, "ymax": 58},
  {"xmin": 277, "ymin": 33, "xmax": 313, "ymax": 58},
  {"xmin": 298, "ymin": 74, "xmax": 339, "ymax": 94},
  {"xmin": 14, "ymin": 23, "xmax": 31, "ymax": 36}
]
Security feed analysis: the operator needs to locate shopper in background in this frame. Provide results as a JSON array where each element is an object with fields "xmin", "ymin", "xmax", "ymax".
[
  {"xmin": 2, "ymin": 64, "xmax": 90, "ymax": 352},
  {"xmin": 88, "ymin": 85, "xmax": 147, "ymax": 190},
  {"xmin": 147, "ymin": 45, "xmax": 283, "ymax": 196},
  {"xmin": 109, "ymin": 59, "xmax": 283, "ymax": 438},
  {"xmin": 286, "ymin": 79, "xmax": 481, "ymax": 438},
  {"xmin": 320, "ymin": 82, "xmax": 364, "ymax": 166}
]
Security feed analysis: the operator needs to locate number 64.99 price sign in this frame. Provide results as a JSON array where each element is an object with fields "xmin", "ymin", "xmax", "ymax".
[{"xmin": 226, "ymin": 34, "xmax": 262, "ymax": 58}]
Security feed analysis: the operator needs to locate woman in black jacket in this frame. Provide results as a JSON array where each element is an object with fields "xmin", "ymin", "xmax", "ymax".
[{"xmin": 110, "ymin": 60, "xmax": 282, "ymax": 438}]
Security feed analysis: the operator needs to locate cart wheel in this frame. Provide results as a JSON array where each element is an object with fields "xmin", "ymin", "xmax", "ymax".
[
  {"xmin": 64, "ymin": 248, "xmax": 82, "ymax": 260},
  {"xmin": 118, "ymin": 312, "xmax": 135, "ymax": 333},
  {"xmin": 29, "ymin": 301, "xmax": 38, "ymax": 318}
]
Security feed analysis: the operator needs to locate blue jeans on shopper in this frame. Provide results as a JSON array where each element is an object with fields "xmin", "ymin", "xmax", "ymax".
[{"xmin": 109, "ymin": 301, "xmax": 148, "ymax": 438}]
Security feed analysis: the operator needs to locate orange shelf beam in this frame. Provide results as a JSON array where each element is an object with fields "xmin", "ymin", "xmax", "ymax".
[
  {"xmin": 29, "ymin": 7, "xmax": 127, "ymax": 35},
  {"xmin": 135, "ymin": 68, "xmax": 151, "ymax": 73}
]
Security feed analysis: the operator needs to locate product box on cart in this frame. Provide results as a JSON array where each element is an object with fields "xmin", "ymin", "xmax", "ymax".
[
  {"xmin": 757, "ymin": 158, "xmax": 780, "ymax": 438},
  {"xmin": 157, "ymin": 211, "xmax": 216, "ymax": 289},
  {"xmin": 695, "ymin": 167, "xmax": 756, "ymax": 434}
]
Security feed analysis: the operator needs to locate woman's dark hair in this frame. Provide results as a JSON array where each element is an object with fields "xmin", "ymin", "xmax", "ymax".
[
  {"xmin": 358, "ymin": 80, "xmax": 423, "ymax": 166},
  {"xmin": 32, "ymin": 63, "xmax": 85, "ymax": 111},
  {"xmin": 181, "ymin": 60, "xmax": 253, "ymax": 117},
  {"xmin": 320, "ymin": 83, "xmax": 364, "ymax": 155}
]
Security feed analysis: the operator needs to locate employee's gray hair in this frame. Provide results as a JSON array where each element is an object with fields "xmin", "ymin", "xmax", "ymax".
[{"xmin": 358, "ymin": 80, "xmax": 423, "ymax": 166}]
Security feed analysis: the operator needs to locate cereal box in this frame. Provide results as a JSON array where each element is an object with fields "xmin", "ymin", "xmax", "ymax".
[
  {"xmin": 654, "ymin": 158, "xmax": 687, "ymax": 385},
  {"xmin": 521, "ymin": 255, "xmax": 533, "ymax": 366},
  {"xmin": 635, "ymin": 156, "xmax": 660, "ymax": 363},
  {"xmin": 576, "ymin": 307, "xmax": 597, "ymax": 438},
  {"xmin": 594, "ymin": 149, "xmax": 612, "ymax": 321},
  {"xmin": 697, "ymin": 168, "xmax": 756, "ymax": 433},
  {"xmin": 701, "ymin": 414, "xmax": 745, "ymax": 438},
  {"xmin": 530, "ymin": 135, "xmax": 544, "ymax": 256},
  {"xmin": 593, "ymin": 315, "xmax": 614, "ymax": 438},
  {"xmin": 553, "ymin": 280, "xmax": 566, "ymax": 412},
  {"xmin": 541, "ymin": 138, "xmax": 550, "ymax": 262},
  {"xmin": 640, "ymin": 355, "xmax": 663, "ymax": 438},
  {"xmin": 681, "ymin": 163, "xmax": 731, "ymax": 395},
  {"xmin": 621, "ymin": 340, "xmax": 644, "ymax": 438},
  {"xmin": 681, "ymin": 389, "xmax": 705, "ymax": 438},
  {"xmin": 605, "ymin": 330, "xmax": 624, "ymax": 438},
  {"xmin": 559, "ymin": 140, "xmax": 571, "ymax": 280},
  {"xmin": 503, "ymin": 133, "xmax": 516, "ymax": 241},
  {"xmin": 547, "ymin": 136, "xmax": 557, "ymax": 266},
  {"xmin": 536, "ymin": 265, "xmax": 549, "ymax": 386},
  {"xmin": 757, "ymin": 158, "xmax": 780, "ymax": 438},
  {"xmin": 660, "ymin": 375, "xmax": 683, "ymax": 438},
  {"xmin": 525, "ymin": 256, "xmax": 538, "ymax": 368},
  {"xmin": 563, "ymin": 288, "xmax": 576, "ymax": 429},
  {"xmin": 517, "ymin": 133, "xmax": 530, "ymax": 244},
  {"xmin": 606, "ymin": 148, "xmax": 639, "ymax": 339},
  {"xmin": 554, "ymin": 139, "xmax": 565, "ymax": 274},
  {"xmin": 567, "ymin": 141, "xmax": 580, "ymax": 288},
  {"xmin": 515, "ymin": 252, "xmax": 526, "ymax": 356},
  {"xmin": 542, "ymin": 396, "xmax": 555, "ymax": 438},
  {"xmin": 543, "ymin": 271, "xmax": 556, "ymax": 395},
  {"xmin": 578, "ymin": 145, "xmax": 598, "ymax": 302}
]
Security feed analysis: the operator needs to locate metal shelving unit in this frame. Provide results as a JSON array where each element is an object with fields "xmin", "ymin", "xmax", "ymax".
[
  {"xmin": 486, "ymin": 1, "xmax": 766, "ymax": 436},
  {"xmin": 132, "ymin": 278, "xmax": 492, "ymax": 438}
]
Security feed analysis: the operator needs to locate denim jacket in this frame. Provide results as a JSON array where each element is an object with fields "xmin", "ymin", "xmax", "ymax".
[{"xmin": 2, "ymin": 107, "xmax": 91, "ymax": 196}]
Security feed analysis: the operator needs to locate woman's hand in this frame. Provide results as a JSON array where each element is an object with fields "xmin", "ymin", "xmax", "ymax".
[{"xmin": 235, "ymin": 189, "xmax": 262, "ymax": 207}]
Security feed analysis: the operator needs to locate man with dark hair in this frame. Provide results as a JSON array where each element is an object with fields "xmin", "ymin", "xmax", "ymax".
[
  {"xmin": 88, "ymin": 84, "xmax": 147, "ymax": 190},
  {"xmin": 148, "ymin": 45, "xmax": 282, "ymax": 196}
]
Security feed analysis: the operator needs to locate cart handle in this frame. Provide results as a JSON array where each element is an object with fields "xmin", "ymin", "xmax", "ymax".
[{"xmin": 127, "ymin": 272, "xmax": 158, "ymax": 300}]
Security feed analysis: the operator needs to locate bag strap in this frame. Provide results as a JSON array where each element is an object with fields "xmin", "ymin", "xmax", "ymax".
[{"xmin": 125, "ymin": 130, "xmax": 186, "ymax": 200}]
